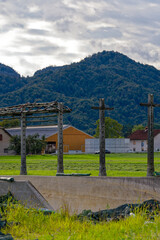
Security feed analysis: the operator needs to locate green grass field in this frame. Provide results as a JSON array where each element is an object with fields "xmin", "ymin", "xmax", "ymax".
[{"xmin": 0, "ymin": 152, "xmax": 160, "ymax": 176}]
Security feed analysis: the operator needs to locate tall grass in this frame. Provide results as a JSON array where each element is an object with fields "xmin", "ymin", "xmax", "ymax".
[{"xmin": 1, "ymin": 201, "xmax": 160, "ymax": 240}]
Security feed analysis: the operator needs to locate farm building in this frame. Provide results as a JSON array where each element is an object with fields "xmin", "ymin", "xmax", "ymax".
[
  {"xmin": 0, "ymin": 127, "xmax": 14, "ymax": 155},
  {"xmin": 129, "ymin": 129, "xmax": 160, "ymax": 152},
  {"xmin": 6, "ymin": 125, "xmax": 94, "ymax": 153}
]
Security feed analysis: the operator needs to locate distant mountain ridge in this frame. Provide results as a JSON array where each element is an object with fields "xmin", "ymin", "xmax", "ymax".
[{"xmin": 0, "ymin": 50, "xmax": 160, "ymax": 135}]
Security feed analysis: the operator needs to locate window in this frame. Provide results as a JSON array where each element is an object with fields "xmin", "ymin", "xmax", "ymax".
[
  {"xmin": 133, "ymin": 140, "xmax": 136, "ymax": 145},
  {"xmin": 0, "ymin": 134, "xmax": 2, "ymax": 141},
  {"xmin": 4, "ymin": 148, "xmax": 8, "ymax": 153}
]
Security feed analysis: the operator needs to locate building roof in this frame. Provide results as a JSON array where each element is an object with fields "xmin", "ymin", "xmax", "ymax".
[
  {"xmin": 0, "ymin": 127, "xmax": 12, "ymax": 137},
  {"xmin": 6, "ymin": 125, "xmax": 70, "ymax": 138},
  {"xmin": 129, "ymin": 129, "xmax": 160, "ymax": 140}
]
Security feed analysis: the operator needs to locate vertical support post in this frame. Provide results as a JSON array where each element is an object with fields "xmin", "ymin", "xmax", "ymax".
[
  {"xmin": 20, "ymin": 112, "xmax": 27, "ymax": 175},
  {"xmin": 147, "ymin": 94, "xmax": 154, "ymax": 176},
  {"xmin": 99, "ymin": 98, "xmax": 106, "ymax": 176},
  {"xmin": 57, "ymin": 102, "xmax": 64, "ymax": 173}
]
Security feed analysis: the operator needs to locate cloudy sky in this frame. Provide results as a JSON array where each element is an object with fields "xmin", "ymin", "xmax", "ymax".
[{"xmin": 0, "ymin": 0, "xmax": 160, "ymax": 76}]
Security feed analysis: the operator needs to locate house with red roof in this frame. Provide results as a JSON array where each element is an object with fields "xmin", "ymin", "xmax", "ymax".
[{"xmin": 129, "ymin": 129, "xmax": 160, "ymax": 152}]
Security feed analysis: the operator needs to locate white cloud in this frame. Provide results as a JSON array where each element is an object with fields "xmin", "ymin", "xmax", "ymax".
[{"xmin": 0, "ymin": 0, "xmax": 160, "ymax": 75}]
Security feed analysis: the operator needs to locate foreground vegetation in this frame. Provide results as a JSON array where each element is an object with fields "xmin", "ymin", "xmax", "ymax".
[
  {"xmin": 1, "ymin": 201, "xmax": 160, "ymax": 240},
  {"xmin": 0, "ymin": 152, "xmax": 160, "ymax": 176},
  {"xmin": 1, "ymin": 154, "xmax": 160, "ymax": 239}
]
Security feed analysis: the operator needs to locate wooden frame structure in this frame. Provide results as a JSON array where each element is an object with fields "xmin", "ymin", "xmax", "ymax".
[
  {"xmin": 0, "ymin": 101, "xmax": 71, "ymax": 175},
  {"xmin": 92, "ymin": 98, "xmax": 114, "ymax": 176}
]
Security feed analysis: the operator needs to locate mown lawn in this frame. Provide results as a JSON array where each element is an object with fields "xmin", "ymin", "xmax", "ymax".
[{"xmin": 0, "ymin": 152, "xmax": 160, "ymax": 176}]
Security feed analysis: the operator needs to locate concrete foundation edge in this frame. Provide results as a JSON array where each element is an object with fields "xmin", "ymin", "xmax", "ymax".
[{"xmin": 1, "ymin": 176, "xmax": 160, "ymax": 214}]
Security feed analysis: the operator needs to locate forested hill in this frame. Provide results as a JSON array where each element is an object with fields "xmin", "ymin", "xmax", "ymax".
[{"xmin": 1, "ymin": 50, "xmax": 160, "ymax": 135}]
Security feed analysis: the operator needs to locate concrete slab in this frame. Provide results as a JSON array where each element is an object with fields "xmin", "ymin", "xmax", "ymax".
[
  {"xmin": 0, "ymin": 180, "xmax": 53, "ymax": 210},
  {"xmin": 2, "ymin": 176, "xmax": 160, "ymax": 214}
]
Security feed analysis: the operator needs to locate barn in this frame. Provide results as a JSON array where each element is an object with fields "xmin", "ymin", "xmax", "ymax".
[{"xmin": 7, "ymin": 125, "xmax": 94, "ymax": 153}]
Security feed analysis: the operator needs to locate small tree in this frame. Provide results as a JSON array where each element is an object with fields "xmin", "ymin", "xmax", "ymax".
[
  {"xmin": 94, "ymin": 117, "xmax": 123, "ymax": 138},
  {"xmin": 26, "ymin": 134, "xmax": 46, "ymax": 154},
  {"xmin": 9, "ymin": 135, "xmax": 21, "ymax": 155},
  {"xmin": 132, "ymin": 124, "xmax": 145, "ymax": 133},
  {"xmin": 0, "ymin": 119, "xmax": 20, "ymax": 128},
  {"xmin": 9, "ymin": 134, "xmax": 46, "ymax": 155}
]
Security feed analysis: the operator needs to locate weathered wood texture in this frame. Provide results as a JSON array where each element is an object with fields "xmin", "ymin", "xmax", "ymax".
[
  {"xmin": 0, "ymin": 101, "xmax": 71, "ymax": 175},
  {"xmin": 139, "ymin": 93, "xmax": 160, "ymax": 176},
  {"xmin": 20, "ymin": 112, "xmax": 27, "ymax": 175},
  {"xmin": 147, "ymin": 94, "xmax": 154, "ymax": 176},
  {"xmin": 57, "ymin": 102, "xmax": 64, "ymax": 173},
  {"xmin": 99, "ymin": 99, "xmax": 106, "ymax": 176},
  {"xmin": 92, "ymin": 98, "xmax": 114, "ymax": 176}
]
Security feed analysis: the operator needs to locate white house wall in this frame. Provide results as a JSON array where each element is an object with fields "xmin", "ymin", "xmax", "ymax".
[
  {"xmin": 154, "ymin": 134, "xmax": 160, "ymax": 151},
  {"xmin": 85, "ymin": 138, "xmax": 130, "ymax": 153},
  {"xmin": 130, "ymin": 140, "xmax": 147, "ymax": 152},
  {"xmin": 0, "ymin": 129, "xmax": 13, "ymax": 155}
]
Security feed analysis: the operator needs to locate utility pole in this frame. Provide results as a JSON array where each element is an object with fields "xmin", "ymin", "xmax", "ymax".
[
  {"xmin": 140, "ymin": 93, "xmax": 160, "ymax": 176},
  {"xmin": 20, "ymin": 112, "xmax": 27, "ymax": 175},
  {"xmin": 92, "ymin": 98, "xmax": 114, "ymax": 176},
  {"xmin": 57, "ymin": 102, "xmax": 64, "ymax": 173}
]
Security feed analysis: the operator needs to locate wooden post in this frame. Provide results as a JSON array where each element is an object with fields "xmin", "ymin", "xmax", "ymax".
[
  {"xmin": 99, "ymin": 99, "xmax": 106, "ymax": 176},
  {"xmin": 139, "ymin": 93, "xmax": 160, "ymax": 176},
  {"xmin": 57, "ymin": 102, "xmax": 64, "ymax": 173},
  {"xmin": 147, "ymin": 94, "xmax": 154, "ymax": 176},
  {"xmin": 92, "ymin": 98, "xmax": 114, "ymax": 176},
  {"xmin": 20, "ymin": 112, "xmax": 27, "ymax": 175}
]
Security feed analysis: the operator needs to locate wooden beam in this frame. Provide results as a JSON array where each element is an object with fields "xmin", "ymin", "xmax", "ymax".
[
  {"xmin": 139, "ymin": 93, "xmax": 160, "ymax": 176},
  {"xmin": 147, "ymin": 94, "xmax": 154, "ymax": 176},
  {"xmin": 92, "ymin": 98, "xmax": 114, "ymax": 176},
  {"xmin": 57, "ymin": 102, "xmax": 64, "ymax": 173},
  {"xmin": 20, "ymin": 112, "xmax": 27, "ymax": 175},
  {"xmin": 99, "ymin": 98, "xmax": 106, "ymax": 176}
]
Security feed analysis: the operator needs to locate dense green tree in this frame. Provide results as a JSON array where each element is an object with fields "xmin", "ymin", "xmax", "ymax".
[
  {"xmin": 9, "ymin": 135, "xmax": 21, "ymax": 155},
  {"xmin": 154, "ymin": 123, "xmax": 160, "ymax": 129},
  {"xmin": 26, "ymin": 134, "xmax": 46, "ymax": 154},
  {"xmin": 9, "ymin": 134, "xmax": 46, "ymax": 155},
  {"xmin": 122, "ymin": 124, "xmax": 133, "ymax": 137},
  {"xmin": 132, "ymin": 124, "xmax": 145, "ymax": 133},
  {"xmin": 0, "ymin": 119, "xmax": 20, "ymax": 128},
  {"xmin": 94, "ymin": 117, "xmax": 123, "ymax": 138}
]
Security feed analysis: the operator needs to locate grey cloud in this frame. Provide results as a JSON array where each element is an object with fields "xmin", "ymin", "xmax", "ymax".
[
  {"xmin": 86, "ymin": 27, "xmax": 122, "ymax": 39},
  {"xmin": 27, "ymin": 29, "xmax": 50, "ymax": 35},
  {"xmin": 0, "ymin": 23, "xmax": 25, "ymax": 33},
  {"xmin": 33, "ymin": 45, "xmax": 64, "ymax": 55}
]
